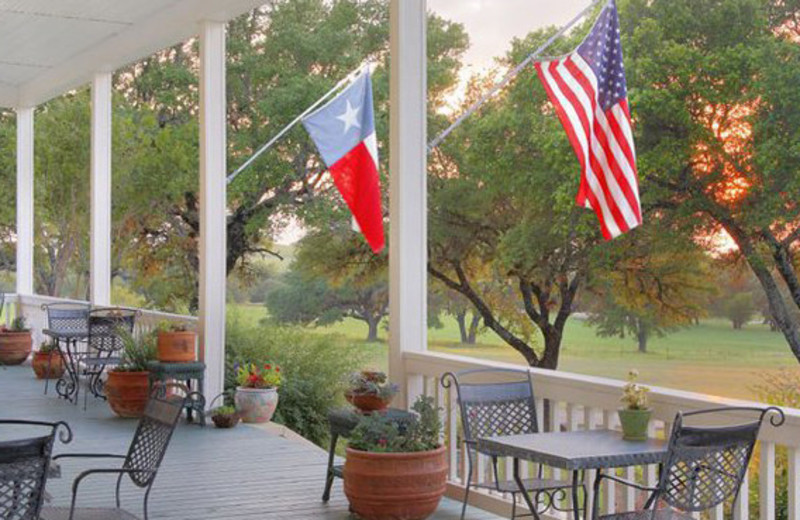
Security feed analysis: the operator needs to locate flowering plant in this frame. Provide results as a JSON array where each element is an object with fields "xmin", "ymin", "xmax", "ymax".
[
  {"xmin": 235, "ymin": 363, "xmax": 282, "ymax": 389},
  {"xmin": 620, "ymin": 369, "xmax": 650, "ymax": 410},
  {"xmin": 347, "ymin": 370, "xmax": 398, "ymax": 401},
  {"xmin": 348, "ymin": 396, "xmax": 441, "ymax": 453}
]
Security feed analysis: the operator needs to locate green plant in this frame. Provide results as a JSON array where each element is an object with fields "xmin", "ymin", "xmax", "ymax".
[
  {"xmin": 2, "ymin": 316, "xmax": 30, "ymax": 333},
  {"xmin": 348, "ymin": 396, "xmax": 442, "ymax": 453},
  {"xmin": 157, "ymin": 320, "xmax": 191, "ymax": 333},
  {"xmin": 211, "ymin": 405, "xmax": 237, "ymax": 417},
  {"xmin": 620, "ymin": 369, "xmax": 650, "ymax": 410},
  {"xmin": 38, "ymin": 342, "xmax": 58, "ymax": 354},
  {"xmin": 225, "ymin": 314, "xmax": 366, "ymax": 447},
  {"xmin": 347, "ymin": 370, "xmax": 398, "ymax": 401},
  {"xmin": 113, "ymin": 329, "xmax": 156, "ymax": 372},
  {"xmin": 235, "ymin": 362, "xmax": 282, "ymax": 389}
]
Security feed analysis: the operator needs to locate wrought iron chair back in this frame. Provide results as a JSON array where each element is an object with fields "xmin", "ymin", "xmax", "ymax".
[
  {"xmin": 122, "ymin": 383, "xmax": 189, "ymax": 489},
  {"xmin": 87, "ymin": 308, "xmax": 137, "ymax": 355},
  {"xmin": 657, "ymin": 406, "xmax": 784, "ymax": 513},
  {"xmin": 0, "ymin": 420, "xmax": 72, "ymax": 520},
  {"xmin": 442, "ymin": 368, "xmax": 539, "ymax": 446},
  {"xmin": 42, "ymin": 303, "xmax": 90, "ymax": 334}
]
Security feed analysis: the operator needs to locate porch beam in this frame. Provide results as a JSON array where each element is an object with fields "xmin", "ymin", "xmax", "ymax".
[
  {"xmin": 388, "ymin": 0, "xmax": 427, "ymax": 408},
  {"xmin": 15, "ymin": 107, "xmax": 34, "ymax": 295},
  {"xmin": 198, "ymin": 20, "xmax": 227, "ymax": 402},
  {"xmin": 90, "ymin": 72, "xmax": 113, "ymax": 306}
]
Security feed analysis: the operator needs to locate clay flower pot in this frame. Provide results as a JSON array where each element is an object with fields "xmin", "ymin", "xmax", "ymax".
[
  {"xmin": 32, "ymin": 351, "xmax": 65, "ymax": 379},
  {"xmin": 234, "ymin": 387, "xmax": 279, "ymax": 423},
  {"xmin": 0, "ymin": 331, "xmax": 32, "ymax": 366},
  {"xmin": 344, "ymin": 445, "xmax": 448, "ymax": 520},
  {"xmin": 156, "ymin": 330, "xmax": 197, "ymax": 363},
  {"xmin": 345, "ymin": 391, "xmax": 393, "ymax": 413},
  {"xmin": 106, "ymin": 371, "xmax": 151, "ymax": 418}
]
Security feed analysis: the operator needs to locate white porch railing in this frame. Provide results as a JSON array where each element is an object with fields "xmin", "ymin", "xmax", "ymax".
[
  {"xmin": 404, "ymin": 350, "xmax": 800, "ymax": 520},
  {"xmin": 3, "ymin": 293, "xmax": 197, "ymax": 351}
]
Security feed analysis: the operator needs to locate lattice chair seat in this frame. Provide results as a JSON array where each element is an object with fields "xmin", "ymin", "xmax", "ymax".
[
  {"xmin": 599, "ymin": 510, "xmax": 693, "ymax": 520},
  {"xmin": 591, "ymin": 406, "xmax": 784, "ymax": 520},
  {"xmin": 0, "ymin": 421, "xmax": 72, "ymax": 520},
  {"xmin": 41, "ymin": 384, "xmax": 193, "ymax": 520},
  {"xmin": 40, "ymin": 506, "xmax": 141, "ymax": 520}
]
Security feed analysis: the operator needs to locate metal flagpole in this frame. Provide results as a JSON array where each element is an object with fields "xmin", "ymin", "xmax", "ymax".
[
  {"xmin": 226, "ymin": 62, "xmax": 371, "ymax": 185},
  {"xmin": 427, "ymin": 0, "xmax": 603, "ymax": 153}
]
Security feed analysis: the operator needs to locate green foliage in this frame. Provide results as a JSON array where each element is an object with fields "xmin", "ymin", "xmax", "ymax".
[
  {"xmin": 113, "ymin": 329, "xmax": 157, "ymax": 372},
  {"xmin": 722, "ymin": 292, "xmax": 757, "ymax": 330},
  {"xmin": 7, "ymin": 317, "xmax": 29, "ymax": 332},
  {"xmin": 348, "ymin": 396, "xmax": 442, "ymax": 453},
  {"xmin": 211, "ymin": 405, "xmax": 237, "ymax": 416},
  {"xmin": 225, "ymin": 314, "xmax": 366, "ymax": 446},
  {"xmin": 235, "ymin": 362, "xmax": 282, "ymax": 389},
  {"xmin": 347, "ymin": 371, "xmax": 398, "ymax": 401}
]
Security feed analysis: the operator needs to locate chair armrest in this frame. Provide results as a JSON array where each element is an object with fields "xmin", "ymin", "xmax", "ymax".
[
  {"xmin": 72, "ymin": 468, "xmax": 153, "ymax": 495},
  {"xmin": 54, "ymin": 453, "xmax": 126, "ymax": 461}
]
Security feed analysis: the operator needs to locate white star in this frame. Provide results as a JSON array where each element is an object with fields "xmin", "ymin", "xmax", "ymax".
[{"xmin": 336, "ymin": 100, "xmax": 361, "ymax": 134}]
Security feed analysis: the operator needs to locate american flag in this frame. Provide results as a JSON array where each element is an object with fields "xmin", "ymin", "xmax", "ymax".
[{"xmin": 534, "ymin": 0, "xmax": 641, "ymax": 239}]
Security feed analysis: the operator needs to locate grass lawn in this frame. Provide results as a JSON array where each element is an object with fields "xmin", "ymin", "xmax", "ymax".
[{"xmin": 228, "ymin": 303, "xmax": 799, "ymax": 400}]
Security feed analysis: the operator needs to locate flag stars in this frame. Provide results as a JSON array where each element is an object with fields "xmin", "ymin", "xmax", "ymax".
[{"xmin": 336, "ymin": 100, "xmax": 361, "ymax": 134}]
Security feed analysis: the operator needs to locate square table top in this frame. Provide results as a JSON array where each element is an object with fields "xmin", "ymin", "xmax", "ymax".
[{"xmin": 478, "ymin": 429, "xmax": 668, "ymax": 471}]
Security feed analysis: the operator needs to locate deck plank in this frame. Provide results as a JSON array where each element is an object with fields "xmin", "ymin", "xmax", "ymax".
[{"xmin": 0, "ymin": 365, "xmax": 500, "ymax": 519}]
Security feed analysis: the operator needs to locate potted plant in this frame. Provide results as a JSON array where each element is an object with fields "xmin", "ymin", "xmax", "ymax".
[
  {"xmin": 0, "ymin": 316, "xmax": 33, "ymax": 366},
  {"xmin": 31, "ymin": 341, "xmax": 65, "ymax": 379},
  {"xmin": 105, "ymin": 330, "xmax": 156, "ymax": 418},
  {"xmin": 345, "ymin": 370, "xmax": 399, "ymax": 412},
  {"xmin": 618, "ymin": 369, "xmax": 651, "ymax": 441},
  {"xmin": 210, "ymin": 405, "xmax": 240, "ymax": 429},
  {"xmin": 156, "ymin": 321, "xmax": 197, "ymax": 363},
  {"xmin": 344, "ymin": 396, "xmax": 448, "ymax": 520},
  {"xmin": 233, "ymin": 363, "xmax": 282, "ymax": 423}
]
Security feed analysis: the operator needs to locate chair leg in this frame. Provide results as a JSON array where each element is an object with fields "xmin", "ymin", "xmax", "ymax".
[
  {"xmin": 511, "ymin": 492, "xmax": 517, "ymax": 520},
  {"xmin": 44, "ymin": 353, "xmax": 52, "ymax": 395},
  {"xmin": 460, "ymin": 469, "xmax": 472, "ymax": 520}
]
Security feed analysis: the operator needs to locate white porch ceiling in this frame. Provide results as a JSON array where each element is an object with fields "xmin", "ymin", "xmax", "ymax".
[{"xmin": 0, "ymin": 0, "xmax": 266, "ymax": 108}]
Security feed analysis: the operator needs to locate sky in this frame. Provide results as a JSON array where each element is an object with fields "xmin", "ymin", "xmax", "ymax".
[{"xmin": 429, "ymin": 0, "xmax": 592, "ymax": 75}]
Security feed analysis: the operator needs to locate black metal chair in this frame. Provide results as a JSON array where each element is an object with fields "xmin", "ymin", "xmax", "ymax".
[
  {"xmin": 591, "ymin": 406, "xmax": 785, "ymax": 520},
  {"xmin": 442, "ymin": 369, "xmax": 574, "ymax": 520},
  {"xmin": 80, "ymin": 308, "xmax": 138, "ymax": 409},
  {"xmin": 41, "ymin": 303, "xmax": 91, "ymax": 396},
  {"xmin": 40, "ymin": 383, "xmax": 193, "ymax": 520},
  {"xmin": 0, "ymin": 420, "xmax": 72, "ymax": 520}
]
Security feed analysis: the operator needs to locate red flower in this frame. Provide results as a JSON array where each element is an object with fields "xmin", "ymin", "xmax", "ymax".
[
  {"xmin": 275, "ymin": 367, "xmax": 280, "ymax": 373},
  {"xmin": 265, "ymin": 364, "xmax": 272, "ymax": 370}
]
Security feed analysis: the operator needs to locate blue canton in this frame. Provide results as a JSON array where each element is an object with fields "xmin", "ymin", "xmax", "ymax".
[{"xmin": 576, "ymin": 1, "xmax": 627, "ymax": 111}]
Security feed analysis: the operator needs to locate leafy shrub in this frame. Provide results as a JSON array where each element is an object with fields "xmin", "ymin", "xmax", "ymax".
[
  {"xmin": 225, "ymin": 314, "xmax": 366, "ymax": 447},
  {"xmin": 349, "ymin": 396, "xmax": 442, "ymax": 453}
]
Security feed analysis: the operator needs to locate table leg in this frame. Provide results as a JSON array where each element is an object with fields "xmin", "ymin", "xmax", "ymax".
[
  {"xmin": 571, "ymin": 470, "xmax": 582, "ymax": 520},
  {"xmin": 513, "ymin": 458, "xmax": 541, "ymax": 520},
  {"xmin": 322, "ymin": 432, "xmax": 339, "ymax": 502}
]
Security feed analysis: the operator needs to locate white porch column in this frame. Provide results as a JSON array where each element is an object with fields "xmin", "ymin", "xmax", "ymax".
[
  {"xmin": 15, "ymin": 107, "xmax": 34, "ymax": 296},
  {"xmin": 388, "ymin": 0, "xmax": 427, "ymax": 408},
  {"xmin": 198, "ymin": 20, "xmax": 227, "ymax": 402},
  {"xmin": 90, "ymin": 72, "xmax": 112, "ymax": 306}
]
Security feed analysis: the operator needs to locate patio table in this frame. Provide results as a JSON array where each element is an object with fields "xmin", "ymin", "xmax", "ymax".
[
  {"xmin": 43, "ymin": 329, "xmax": 88, "ymax": 404},
  {"xmin": 478, "ymin": 429, "xmax": 667, "ymax": 520}
]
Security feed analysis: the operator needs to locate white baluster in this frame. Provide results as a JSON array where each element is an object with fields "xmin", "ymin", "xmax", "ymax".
[
  {"xmin": 759, "ymin": 441, "xmax": 775, "ymax": 520},
  {"xmin": 788, "ymin": 446, "xmax": 800, "ymax": 520},
  {"xmin": 732, "ymin": 470, "xmax": 749, "ymax": 520}
]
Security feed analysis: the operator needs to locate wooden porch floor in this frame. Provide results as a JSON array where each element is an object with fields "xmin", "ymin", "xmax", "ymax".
[{"xmin": 0, "ymin": 365, "xmax": 499, "ymax": 520}]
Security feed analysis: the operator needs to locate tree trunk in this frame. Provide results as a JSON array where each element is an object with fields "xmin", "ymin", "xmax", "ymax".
[
  {"xmin": 467, "ymin": 313, "xmax": 480, "ymax": 344},
  {"xmin": 637, "ymin": 319, "xmax": 648, "ymax": 353},
  {"xmin": 455, "ymin": 310, "xmax": 468, "ymax": 344},
  {"xmin": 366, "ymin": 317, "xmax": 380, "ymax": 342}
]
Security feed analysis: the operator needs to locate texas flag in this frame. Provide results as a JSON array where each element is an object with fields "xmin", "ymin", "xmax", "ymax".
[{"xmin": 303, "ymin": 70, "xmax": 385, "ymax": 253}]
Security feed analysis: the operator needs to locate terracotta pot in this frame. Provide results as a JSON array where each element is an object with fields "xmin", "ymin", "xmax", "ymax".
[
  {"xmin": 344, "ymin": 445, "xmax": 448, "ymax": 520},
  {"xmin": 32, "ymin": 351, "xmax": 65, "ymax": 379},
  {"xmin": 156, "ymin": 331, "xmax": 197, "ymax": 363},
  {"xmin": 106, "ymin": 371, "xmax": 150, "ymax": 418},
  {"xmin": 0, "ymin": 331, "xmax": 32, "ymax": 366},
  {"xmin": 345, "ymin": 391, "xmax": 392, "ymax": 413},
  {"xmin": 234, "ymin": 387, "xmax": 279, "ymax": 423}
]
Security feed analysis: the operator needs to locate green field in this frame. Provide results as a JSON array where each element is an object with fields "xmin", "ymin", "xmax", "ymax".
[{"xmin": 228, "ymin": 303, "xmax": 799, "ymax": 400}]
